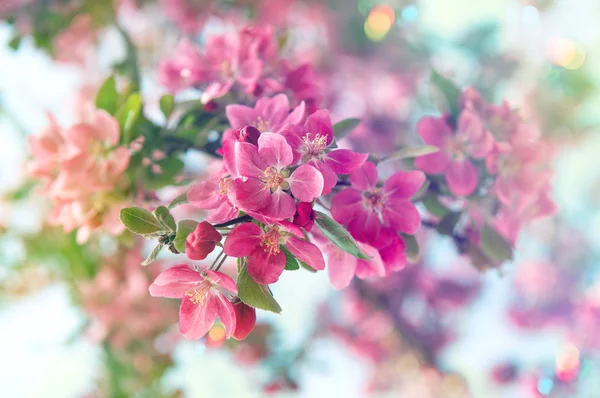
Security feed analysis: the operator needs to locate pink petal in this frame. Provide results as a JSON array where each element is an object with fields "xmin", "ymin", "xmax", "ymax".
[
  {"xmin": 286, "ymin": 236, "xmax": 326, "ymax": 271},
  {"xmin": 312, "ymin": 161, "xmax": 337, "ymax": 195},
  {"xmin": 231, "ymin": 178, "xmax": 271, "ymax": 214},
  {"xmin": 255, "ymin": 94, "xmax": 290, "ymax": 125},
  {"xmin": 416, "ymin": 116, "xmax": 452, "ymax": 146},
  {"xmin": 214, "ymin": 293, "xmax": 237, "ymax": 339},
  {"xmin": 383, "ymin": 199, "xmax": 421, "ymax": 235},
  {"xmin": 446, "ymin": 159, "xmax": 478, "ymax": 196},
  {"xmin": 349, "ymin": 209, "xmax": 381, "ymax": 244},
  {"xmin": 224, "ymin": 222, "xmax": 263, "ymax": 257},
  {"xmin": 106, "ymin": 147, "xmax": 130, "ymax": 176},
  {"xmin": 349, "ymin": 161, "xmax": 378, "ymax": 191},
  {"xmin": 149, "ymin": 264, "xmax": 202, "ymax": 298},
  {"xmin": 206, "ymin": 201, "xmax": 238, "ymax": 224},
  {"xmin": 355, "ymin": 244, "xmax": 386, "ymax": 279},
  {"xmin": 330, "ymin": 188, "xmax": 363, "ymax": 225},
  {"xmin": 92, "ymin": 110, "xmax": 120, "ymax": 145},
  {"xmin": 284, "ymin": 101, "xmax": 306, "ymax": 126},
  {"xmin": 257, "ymin": 132, "xmax": 293, "ymax": 168},
  {"xmin": 326, "ymin": 246, "xmax": 357, "ymax": 289},
  {"xmin": 259, "ymin": 190, "xmax": 296, "ymax": 220},
  {"xmin": 179, "ymin": 295, "xmax": 217, "ymax": 340},
  {"xmin": 235, "ymin": 141, "xmax": 267, "ymax": 178},
  {"xmin": 288, "ymin": 164, "xmax": 324, "ymax": 202},
  {"xmin": 226, "ymin": 104, "xmax": 257, "ymax": 130},
  {"xmin": 277, "ymin": 220, "xmax": 304, "ymax": 238},
  {"xmin": 201, "ymin": 80, "xmax": 234, "ymax": 104},
  {"xmin": 203, "ymin": 270, "xmax": 238, "ymax": 295},
  {"xmin": 304, "ymin": 109, "xmax": 334, "ymax": 145},
  {"xmin": 383, "ymin": 170, "xmax": 426, "ymax": 199},
  {"xmin": 188, "ymin": 178, "xmax": 224, "ymax": 209},
  {"xmin": 325, "ymin": 149, "xmax": 368, "ymax": 175},
  {"xmin": 232, "ymin": 302, "xmax": 257, "ymax": 340},
  {"xmin": 414, "ymin": 151, "xmax": 451, "ymax": 174},
  {"xmin": 247, "ymin": 248, "xmax": 286, "ymax": 284},
  {"xmin": 237, "ymin": 58, "xmax": 263, "ymax": 89}
]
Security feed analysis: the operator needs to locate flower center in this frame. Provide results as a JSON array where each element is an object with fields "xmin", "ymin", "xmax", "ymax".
[
  {"xmin": 446, "ymin": 135, "xmax": 469, "ymax": 161},
  {"xmin": 363, "ymin": 188, "xmax": 385, "ymax": 212},
  {"xmin": 90, "ymin": 141, "xmax": 109, "ymax": 160},
  {"xmin": 301, "ymin": 133, "xmax": 328, "ymax": 161},
  {"xmin": 218, "ymin": 177, "xmax": 233, "ymax": 196},
  {"xmin": 261, "ymin": 166, "xmax": 287, "ymax": 191},
  {"xmin": 255, "ymin": 116, "xmax": 271, "ymax": 133},
  {"xmin": 185, "ymin": 281, "xmax": 212, "ymax": 305},
  {"xmin": 260, "ymin": 228, "xmax": 282, "ymax": 256}
]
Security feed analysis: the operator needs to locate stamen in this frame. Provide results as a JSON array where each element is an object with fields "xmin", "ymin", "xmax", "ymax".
[
  {"xmin": 185, "ymin": 281, "xmax": 212, "ymax": 304},
  {"xmin": 218, "ymin": 177, "xmax": 233, "ymax": 196},
  {"xmin": 260, "ymin": 166, "xmax": 285, "ymax": 190},
  {"xmin": 260, "ymin": 228, "xmax": 282, "ymax": 255}
]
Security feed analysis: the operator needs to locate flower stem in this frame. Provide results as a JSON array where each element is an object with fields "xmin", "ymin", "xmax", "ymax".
[{"xmin": 213, "ymin": 214, "xmax": 253, "ymax": 228}]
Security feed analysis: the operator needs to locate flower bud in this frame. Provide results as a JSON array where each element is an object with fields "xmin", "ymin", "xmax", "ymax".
[
  {"xmin": 232, "ymin": 301, "xmax": 256, "ymax": 340},
  {"xmin": 185, "ymin": 221, "xmax": 222, "ymax": 260},
  {"xmin": 236, "ymin": 125, "xmax": 261, "ymax": 146},
  {"xmin": 293, "ymin": 202, "xmax": 316, "ymax": 231}
]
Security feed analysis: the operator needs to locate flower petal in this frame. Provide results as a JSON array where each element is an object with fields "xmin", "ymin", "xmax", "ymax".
[
  {"xmin": 204, "ymin": 270, "xmax": 238, "ymax": 295},
  {"xmin": 383, "ymin": 170, "xmax": 426, "ymax": 199},
  {"xmin": 326, "ymin": 245, "xmax": 357, "ymax": 289},
  {"xmin": 226, "ymin": 104, "xmax": 256, "ymax": 130},
  {"xmin": 149, "ymin": 264, "xmax": 202, "ymax": 298},
  {"xmin": 325, "ymin": 149, "xmax": 368, "ymax": 175},
  {"xmin": 288, "ymin": 164, "xmax": 324, "ymax": 202},
  {"xmin": 232, "ymin": 302, "xmax": 257, "ymax": 340},
  {"xmin": 224, "ymin": 223, "xmax": 263, "ymax": 258},
  {"xmin": 179, "ymin": 295, "xmax": 218, "ymax": 340},
  {"xmin": 304, "ymin": 109, "xmax": 334, "ymax": 145},
  {"xmin": 349, "ymin": 161, "xmax": 378, "ymax": 191},
  {"xmin": 257, "ymin": 132, "xmax": 293, "ymax": 168},
  {"xmin": 446, "ymin": 159, "xmax": 478, "ymax": 196},
  {"xmin": 235, "ymin": 141, "xmax": 267, "ymax": 178},
  {"xmin": 383, "ymin": 199, "xmax": 421, "ymax": 235},
  {"xmin": 259, "ymin": 190, "xmax": 296, "ymax": 220},
  {"xmin": 231, "ymin": 178, "xmax": 271, "ymax": 213},
  {"xmin": 416, "ymin": 116, "xmax": 452, "ymax": 146},
  {"xmin": 355, "ymin": 243, "xmax": 386, "ymax": 279},
  {"xmin": 414, "ymin": 150, "xmax": 451, "ymax": 174},
  {"xmin": 330, "ymin": 188, "xmax": 363, "ymax": 225},
  {"xmin": 286, "ymin": 236, "xmax": 326, "ymax": 271},
  {"xmin": 247, "ymin": 248, "xmax": 286, "ymax": 284},
  {"xmin": 214, "ymin": 293, "xmax": 237, "ymax": 339}
]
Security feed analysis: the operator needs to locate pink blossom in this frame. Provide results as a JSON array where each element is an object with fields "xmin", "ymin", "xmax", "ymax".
[
  {"xmin": 415, "ymin": 112, "xmax": 494, "ymax": 196},
  {"xmin": 283, "ymin": 63, "xmax": 322, "ymax": 113},
  {"xmin": 232, "ymin": 302, "xmax": 257, "ymax": 340},
  {"xmin": 321, "ymin": 238, "xmax": 385, "ymax": 289},
  {"xmin": 225, "ymin": 94, "xmax": 305, "ymax": 133},
  {"xmin": 53, "ymin": 15, "xmax": 95, "ymax": 65},
  {"xmin": 185, "ymin": 221, "xmax": 222, "ymax": 260},
  {"xmin": 293, "ymin": 202, "xmax": 316, "ymax": 231},
  {"xmin": 231, "ymin": 132, "xmax": 323, "ymax": 220},
  {"xmin": 283, "ymin": 110, "xmax": 368, "ymax": 194},
  {"xmin": 224, "ymin": 222, "xmax": 325, "ymax": 284},
  {"xmin": 188, "ymin": 175, "xmax": 239, "ymax": 224},
  {"xmin": 157, "ymin": 39, "xmax": 205, "ymax": 93},
  {"xmin": 149, "ymin": 265, "xmax": 238, "ymax": 340},
  {"xmin": 331, "ymin": 162, "xmax": 424, "ymax": 246}
]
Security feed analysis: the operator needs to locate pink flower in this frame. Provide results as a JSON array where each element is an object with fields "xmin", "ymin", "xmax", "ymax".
[
  {"xmin": 157, "ymin": 39, "xmax": 206, "ymax": 93},
  {"xmin": 232, "ymin": 132, "xmax": 324, "ymax": 220},
  {"xmin": 293, "ymin": 202, "xmax": 316, "ymax": 231},
  {"xmin": 415, "ymin": 111, "xmax": 494, "ymax": 196},
  {"xmin": 224, "ymin": 222, "xmax": 325, "ymax": 284},
  {"xmin": 186, "ymin": 221, "xmax": 222, "ymax": 260},
  {"xmin": 28, "ymin": 114, "xmax": 65, "ymax": 181},
  {"xmin": 283, "ymin": 110, "xmax": 368, "ymax": 194},
  {"xmin": 188, "ymin": 175, "xmax": 239, "ymax": 224},
  {"xmin": 225, "ymin": 94, "xmax": 305, "ymax": 133},
  {"xmin": 232, "ymin": 302, "xmax": 256, "ymax": 340},
  {"xmin": 283, "ymin": 63, "xmax": 322, "ymax": 113},
  {"xmin": 331, "ymin": 162, "xmax": 424, "ymax": 246},
  {"xmin": 323, "ymin": 239, "xmax": 385, "ymax": 289},
  {"xmin": 53, "ymin": 15, "xmax": 95, "ymax": 65},
  {"xmin": 149, "ymin": 265, "xmax": 238, "ymax": 340}
]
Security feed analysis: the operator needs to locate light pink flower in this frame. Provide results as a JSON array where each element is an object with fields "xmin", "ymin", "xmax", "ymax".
[
  {"xmin": 232, "ymin": 132, "xmax": 323, "ymax": 220},
  {"xmin": 28, "ymin": 114, "xmax": 65, "ymax": 181},
  {"xmin": 283, "ymin": 110, "xmax": 368, "ymax": 194},
  {"xmin": 188, "ymin": 175, "xmax": 239, "ymax": 224},
  {"xmin": 331, "ymin": 162, "xmax": 424, "ymax": 246},
  {"xmin": 322, "ymin": 238, "xmax": 385, "ymax": 289},
  {"xmin": 283, "ymin": 63, "xmax": 322, "ymax": 114},
  {"xmin": 415, "ymin": 112, "xmax": 494, "ymax": 196},
  {"xmin": 149, "ymin": 265, "xmax": 238, "ymax": 340},
  {"xmin": 224, "ymin": 222, "xmax": 325, "ymax": 284},
  {"xmin": 157, "ymin": 39, "xmax": 206, "ymax": 93},
  {"xmin": 54, "ymin": 15, "xmax": 95, "ymax": 65},
  {"xmin": 225, "ymin": 94, "xmax": 305, "ymax": 133}
]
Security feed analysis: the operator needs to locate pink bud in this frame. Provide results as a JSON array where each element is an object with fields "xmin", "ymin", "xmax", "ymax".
[
  {"xmin": 232, "ymin": 301, "xmax": 256, "ymax": 340},
  {"xmin": 293, "ymin": 202, "xmax": 316, "ymax": 231},
  {"xmin": 236, "ymin": 125, "xmax": 261, "ymax": 146},
  {"xmin": 185, "ymin": 221, "xmax": 222, "ymax": 260}
]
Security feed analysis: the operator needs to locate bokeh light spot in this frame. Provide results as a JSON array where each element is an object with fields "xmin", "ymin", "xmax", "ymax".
[
  {"xmin": 365, "ymin": 4, "xmax": 395, "ymax": 41},
  {"xmin": 537, "ymin": 377, "xmax": 554, "ymax": 395},
  {"xmin": 547, "ymin": 38, "xmax": 586, "ymax": 70}
]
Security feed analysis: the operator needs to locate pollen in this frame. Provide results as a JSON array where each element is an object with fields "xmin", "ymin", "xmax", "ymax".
[
  {"xmin": 185, "ymin": 282, "xmax": 212, "ymax": 305},
  {"xmin": 261, "ymin": 166, "xmax": 285, "ymax": 190},
  {"xmin": 302, "ymin": 133, "xmax": 328, "ymax": 157},
  {"xmin": 255, "ymin": 116, "xmax": 271, "ymax": 133},
  {"xmin": 218, "ymin": 177, "xmax": 233, "ymax": 196},
  {"xmin": 260, "ymin": 228, "xmax": 282, "ymax": 255}
]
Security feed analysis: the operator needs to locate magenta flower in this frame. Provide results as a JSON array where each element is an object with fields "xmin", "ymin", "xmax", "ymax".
[
  {"xmin": 293, "ymin": 202, "xmax": 316, "ymax": 231},
  {"xmin": 225, "ymin": 93, "xmax": 305, "ymax": 133},
  {"xmin": 232, "ymin": 132, "xmax": 323, "ymax": 220},
  {"xmin": 414, "ymin": 111, "xmax": 494, "ymax": 196},
  {"xmin": 232, "ymin": 302, "xmax": 256, "ymax": 341},
  {"xmin": 284, "ymin": 110, "xmax": 368, "ymax": 194},
  {"xmin": 188, "ymin": 175, "xmax": 238, "ymax": 224},
  {"xmin": 331, "ymin": 162, "xmax": 424, "ymax": 246},
  {"xmin": 224, "ymin": 222, "xmax": 325, "ymax": 284},
  {"xmin": 149, "ymin": 265, "xmax": 238, "ymax": 340},
  {"xmin": 185, "ymin": 221, "xmax": 222, "ymax": 260}
]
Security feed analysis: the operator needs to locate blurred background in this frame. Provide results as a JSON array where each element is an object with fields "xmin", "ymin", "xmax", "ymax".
[{"xmin": 1, "ymin": 0, "xmax": 600, "ymax": 397}]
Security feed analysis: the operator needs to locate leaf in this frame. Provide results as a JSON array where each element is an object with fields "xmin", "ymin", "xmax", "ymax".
[
  {"xmin": 298, "ymin": 260, "xmax": 316, "ymax": 273},
  {"xmin": 141, "ymin": 244, "xmax": 164, "ymax": 266},
  {"xmin": 423, "ymin": 195, "xmax": 449, "ymax": 218},
  {"xmin": 116, "ymin": 93, "xmax": 142, "ymax": 143},
  {"xmin": 480, "ymin": 223, "xmax": 513, "ymax": 262},
  {"xmin": 96, "ymin": 76, "xmax": 119, "ymax": 114},
  {"xmin": 430, "ymin": 69, "xmax": 462, "ymax": 118},
  {"xmin": 314, "ymin": 211, "xmax": 371, "ymax": 259},
  {"xmin": 145, "ymin": 158, "xmax": 185, "ymax": 190},
  {"xmin": 401, "ymin": 233, "xmax": 420, "ymax": 263},
  {"xmin": 383, "ymin": 145, "xmax": 439, "ymax": 162},
  {"xmin": 160, "ymin": 94, "xmax": 175, "ymax": 120},
  {"xmin": 120, "ymin": 207, "xmax": 165, "ymax": 236},
  {"xmin": 438, "ymin": 211, "xmax": 461, "ymax": 236},
  {"xmin": 174, "ymin": 220, "xmax": 198, "ymax": 253},
  {"xmin": 153, "ymin": 206, "xmax": 176, "ymax": 232},
  {"xmin": 8, "ymin": 35, "xmax": 21, "ymax": 50},
  {"xmin": 281, "ymin": 246, "xmax": 299, "ymax": 271},
  {"xmin": 333, "ymin": 118, "xmax": 362, "ymax": 141},
  {"xmin": 237, "ymin": 265, "xmax": 282, "ymax": 314},
  {"xmin": 168, "ymin": 189, "xmax": 189, "ymax": 209}
]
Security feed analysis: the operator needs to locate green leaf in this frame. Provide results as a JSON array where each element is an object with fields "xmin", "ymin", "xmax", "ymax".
[
  {"xmin": 141, "ymin": 244, "xmax": 164, "ymax": 266},
  {"xmin": 423, "ymin": 196, "xmax": 449, "ymax": 218},
  {"xmin": 333, "ymin": 118, "xmax": 362, "ymax": 141},
  {"xmin": 159, "ymin": 94, "xmax": 175, "ymax": 120},
  {"xmin": 174, "ymin": 220, "xmax": 198, "ymax": 253},
  {"xmin": 282, "ymin": 246, "xmax": 299, "ymax": 271},
  {"xmin": 96, "ymin": 76, "xmax": 119, "ymax": 114},
  {"xmin": 438, "ymin": 211, "xmax": 461, "ymax": 236},
  {"xmin": 237, "ymin": 265, "xmax": 282, "ymax": 314},
  {"xmin": 145, "ymin": 157, "xmax": 185, "ymax": 190},
  {"xmin": 168, "ymin": 189, "xmax": 190, "ymax": 209},
  {"xmin": 401, "ymin": 233, "xmax": 420, "ymax": 263},
  {"xmin": 430, "ymin": 69, "xmax": 462, "ymax": 118},
  {"xmin": 298, "ymin": 259, "xmax": 316, "ymax": 273},
  {"xmin": 480, "ymin": 223, "xmax": 513, "ymax": 262},
  {"xmin": 153, "ymin": 206, "xmax": 176, "ymax": 232},
  {"xmin": 116, "ymin": 93, "xmax": 142, "ymax": 143},
  {"xmin": 8, "ymin": 35, "xmax": 21, "ymax": 50},
  {"xmin": 120, "ymin": 207, "xmax": 165, "ymax": 236},
  {"xmin": 314, "ymin": 211, "xmax": 371, "ymax": 259},
  {"xmin": 383, "ymin": 145, "xmax": 439, "ymax": 162}
]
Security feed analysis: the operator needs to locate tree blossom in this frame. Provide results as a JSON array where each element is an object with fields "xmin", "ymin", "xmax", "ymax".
[
  {"xmin": 149, "ymin": 265, "xmax": 238, "ymax": 340},
  {"xmin": 225, "ymin": 93, "xmax": 305, "ymax": 133},
  {"xmin": 232, "ymin": 301, "xmax": 257, "ymax": 340},
  {"xmin": 331, "ymin": 162, "xmax": 424, "ymax": 246},
  {"xmin": 224, "ymin": 222, "xmax": 325, "ymax": 284},
  {"xmin": 232, "ymin": 132, "xmax": 324, "ymax": 220},
  {"xmin": 188, "ymin": 174, "xmax": 239, "ymax": 224},
  {"xmin": 185, "ymin": 221, "xmax": 222, "ymax": 260}
]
